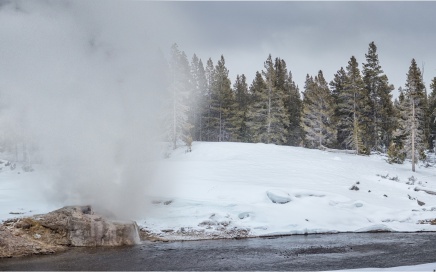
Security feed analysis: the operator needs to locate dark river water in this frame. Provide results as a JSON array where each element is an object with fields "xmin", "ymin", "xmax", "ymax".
[{"xmin": 1, "ymin": 232, "xmax": 436, "ymax": 271}]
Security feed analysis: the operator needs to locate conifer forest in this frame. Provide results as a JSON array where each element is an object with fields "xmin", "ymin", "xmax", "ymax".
[{"xmin": 165, "ymin": 42, "xmax": 436, "ymax": 171}]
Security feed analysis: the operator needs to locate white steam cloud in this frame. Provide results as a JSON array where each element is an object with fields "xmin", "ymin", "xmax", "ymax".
[{"xmin": 0, "ymin": 1, "xmax": 184, "ymax": 219}]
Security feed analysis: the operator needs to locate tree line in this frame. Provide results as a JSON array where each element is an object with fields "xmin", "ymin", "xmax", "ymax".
[{"xmin": 164, "ymin": 42, "xmax": 436, "ymax": 171}]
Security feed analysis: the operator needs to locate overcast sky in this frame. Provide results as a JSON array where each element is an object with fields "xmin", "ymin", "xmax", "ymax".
[
  {"xmin": 4, "ymin": 1, "xmax": 435, "ymax": 96},
  {"xmin": 162, "ymin": 1, "xmax": 436, "ymax": 97}
]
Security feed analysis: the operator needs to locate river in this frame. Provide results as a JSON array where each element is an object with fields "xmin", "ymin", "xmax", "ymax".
[{"xmin": 1, "ymin": 232, "xmax": 436, "ymax": 270}]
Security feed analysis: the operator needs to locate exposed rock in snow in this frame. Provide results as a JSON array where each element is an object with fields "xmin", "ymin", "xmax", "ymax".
[
  {"xmin": 0, "ymin": 206, "xmax": 140, "ymax": 258},
  {"xmin": 35, "ymin": 206, "xmax": 140, "ymax": 247},
  {"xmin": 417, "ymin": 200, "xmax": 425, "ymax": 206},
  {"xmin": 350, "ymin": 185, "xmax": 359, "ymax": 191},
  {"xmin": 414, "ymin": 187, "xmax": 436, "ymax": 196}
]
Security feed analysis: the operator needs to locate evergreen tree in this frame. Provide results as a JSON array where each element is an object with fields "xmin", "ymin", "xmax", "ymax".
[
  {"xmin": 208, "ymin": 55, "xmax": 234, "ymax": 142},
  {"xmin": 301, "ymin": 71, "xmax": 336, "ymax": 148},
  {"xmin": 247, "ymin": 55, "xmax": 288, "ymax": 144},
  {"xmin": 337, "ymin": 56, "xmax": 369, "ymax": 154},
  {"xmin": 428, "ymin": 77, "xmax": 436, "ymax": 151},
  {"xmin": 166, "ymin": 43, "xmax": 193, "ymax": 150},
  {"xmin": 330, "ymin": 67, "xmax": 348, "ymax": 148},
  {"xmin": 393, "ymin": 59, "xmax": 428, "ymax": 171},
  {"xmin": 273, "ymin": 58, "xmax": 303, "ymax": 146},
  {"xmin": 189, "ymin": 54, "xmax": 207, "ymax": 142},
  {"xmin": 284, "ymin": 71, "xmax": 303, "ymax": 146},
  {"xmin": 362, "ymin": 42, "xmax": 395, "ymax": 152},
  {"xmin": 330, "ymin": 67, "xmax": 347, "ymax": 103},
  {"xmin": 246, "ymin": 71, "xmax": 266, "ymax": 143},
  {"xmin": 203, "ymin": 58, "xmax": 215, "ymax": 141},
  {"xmin": 274, "ymin": 57, "xmax": 288, "ymax": 92},
  {"xmin": 230, "ymin": 74, "xmax": 250, "ymax": 142},
  {"xmin": 388, "ymin": 88, "xmax": 406, "ymax": 163}
]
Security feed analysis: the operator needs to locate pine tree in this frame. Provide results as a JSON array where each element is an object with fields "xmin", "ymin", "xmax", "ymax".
[
  {"xmin": 208, "ymin": 55, "xmax": 234, "ymax": 142},
  {"xmin": 284, "ymin": 71, "xmax": 303, "ymax": 146},
  {"xmin": 362, "ymin": 42, "xmax": 395, "ymax": 152},
  {"xmin": 273, "ymin": 58, "xmax": 302, "ymax": 146},
  {"xmin": 166, "ymin": 43, "xmax": 193, "ymax": 149},
  {"xmin": 428, "ymin": 77, "xmax": 436, "ymax": 151},
  {"xmin": 301, "ymin": 71, "xmax": 336, "ymax": 148},
  {"xmin": 388, "ymin": 87, "xmax": 405, "ymax": 163},
  {"xmin": 203, "ymin": 58, "xmax": 215, "ymax": 141},
  {"xmin": 189, "ymin": 54, "xmax": 207, "ymax": 141},
  {"xmin": 247, "ymin": 55, "xmax": 288, "ymax": 144},
  {"xmin": 330, "ymin": 67, "xmax": 347, "ymax": 103},
  {"xmin": 394, "ymin": 59, "xmax": 428, "ymax": 171},
  {"xmin": 246, "ymin": 71, "xmax": 266, "ymax": 143},
  {"xmin": 336, "ymin": 56, "xmax": 369, "ymax": 154},
  {"xmin": 330, "ymin": 67, "xmax": 348, "ymax": 149},
  {"xmin": 229, "ymin": 74, "xmax": 250, "ymax": 142}
]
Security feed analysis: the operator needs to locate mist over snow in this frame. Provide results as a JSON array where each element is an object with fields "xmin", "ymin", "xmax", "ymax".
[{"xmin": 0, "ymin": 1, "xmax": 191, "ymax": 219}]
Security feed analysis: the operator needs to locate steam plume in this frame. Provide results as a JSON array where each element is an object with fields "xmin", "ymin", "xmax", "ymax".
[{"xmin": 0, "ymin": 1, "xmax": 181, "ymax": 219}]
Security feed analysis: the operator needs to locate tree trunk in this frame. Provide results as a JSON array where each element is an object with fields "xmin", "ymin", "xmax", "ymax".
[
  {"xmin": 354, "ymin": 92, "xmax": 359, "ymax": 155},
  {"xmin": 267, "ymin": 86, "xmax": 271, "ymax": 144},
  {"xmin": 173, "ymin": 83, "xmax": 177, "ymax": 150},
  {"xmin": 412, "ymin": 98, "xmax": 415, "ymax": 172}
]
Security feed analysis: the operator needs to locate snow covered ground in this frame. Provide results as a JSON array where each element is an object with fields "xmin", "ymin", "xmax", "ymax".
[
  {"xmin": 1, "ymin": 141, "xmax": 436, "ymax": 269},
  {"xmin": 140, "ymin": 142, "xmax": 436, "ymax": 238},
  {"xmin": 1, "ymin": 142, "xmax": 436, "ymax": 236}
]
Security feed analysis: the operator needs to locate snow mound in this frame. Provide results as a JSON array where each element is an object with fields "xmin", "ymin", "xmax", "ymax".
[
  {"xmin": 266, "ymin": 190, "xmax": 292, "ymax": 204},
  {"xmin": 238, "ymin": 212, "xmax": 250, "ymax": 219}
]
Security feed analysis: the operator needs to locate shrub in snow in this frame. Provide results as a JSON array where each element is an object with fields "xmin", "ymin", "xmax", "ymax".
[
  {"xmin": 377, "ymin": 173, "xmax": 389, "ymax": 179},
  {"xmin": 408, "ymin": 176, "xmax": 417, "ymax": 182},
  {"xmin": 406, "ymin": 176, "xmax": 417, "ymax": 185},
  {"xmin": 266, "ymin": 190, "xmax": 292, "ymax": 204},
  {"xmin": 183, "ymin": 135, "xmax": 193, "ymax": 153},
  {"xmin": 387, "ymin": 142, "xmax": 406, "ymax": 164},
  {"xmin": 389, "ymin": 176, "xmax": 399, "ymax": 182}
]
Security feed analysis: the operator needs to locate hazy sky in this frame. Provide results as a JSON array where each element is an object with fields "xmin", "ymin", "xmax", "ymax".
[{"xmin": 165, "ymin": 1, "xmax": 436, "ymax": 96}]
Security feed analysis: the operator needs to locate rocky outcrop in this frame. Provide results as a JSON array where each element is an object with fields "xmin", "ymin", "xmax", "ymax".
[
  {"xmin": 0, "ymin": 206, "xmax": 140, "ymax": 258},
  {"xmin": 36, "ymin": 206, "xmax": 140, "ymax": 246},
  {"xmin": 0, "ymin": 224, "xmax": 64, "ymax": 258}
]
